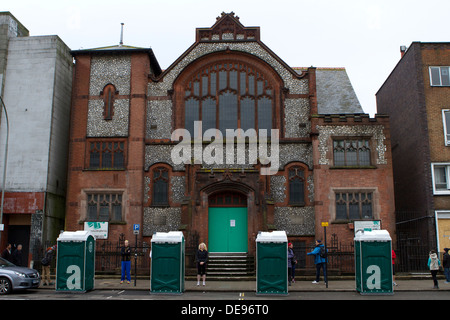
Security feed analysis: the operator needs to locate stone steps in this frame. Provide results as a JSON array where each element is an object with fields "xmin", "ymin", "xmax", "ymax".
[{"xmin": 205, "ymin": 252, "xmax": 255, "ymax": 279}]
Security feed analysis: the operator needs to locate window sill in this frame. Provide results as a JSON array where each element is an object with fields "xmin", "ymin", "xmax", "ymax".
[
  {"xmin": 330, "ymin": 166, "xmax": 377, "ymax": 170},
  {"xmin": 288, "ymin": 203, "xmax": 305, "ymax": 207},
  {"xmin": 332, "ymin": 219, "xmax": 374, "ymax": 224},
  {"xmin": 84, "ymin": 168, "xmax": 126, "ymax": 171},
  {"xmin": 78, "ymin": 220, "xmax": 125, "ymax": 225},
  {"xmin": 433, "ymin": 191, "xmax": 450, "ymax": 195}
]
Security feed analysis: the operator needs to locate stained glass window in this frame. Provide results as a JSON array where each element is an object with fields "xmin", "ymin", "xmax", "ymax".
[{"xmin": 184, "ymin": 61, "xmax": 274, "ymax": 137}]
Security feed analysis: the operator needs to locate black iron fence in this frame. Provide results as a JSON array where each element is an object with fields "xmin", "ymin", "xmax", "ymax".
[
  {"xmin": 292, "ymin": 234, "xmax": 355, "ymax": 275},
  {"xmin": 95, "ymin": 237, "xmax": 151, "ymax": 275},
  {"xmin": 30, "ymin": 233, "xmax": 439, "ymax": 275}
]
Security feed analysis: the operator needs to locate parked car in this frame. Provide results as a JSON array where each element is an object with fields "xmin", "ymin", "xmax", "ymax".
[{"xmin": 0, "ymin": 257, "xmax": 40, "ymax": 294}]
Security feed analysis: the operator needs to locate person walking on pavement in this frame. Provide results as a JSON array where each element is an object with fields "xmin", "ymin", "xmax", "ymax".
[
  {"xmin": 392, "ymin": 249, "xmax": 398, "ymax": 286},
  {"xmin": 1, "ymin": 243, "xmax": 12, "ymax": 262},
  {"xmin": 120, "ymin": 240, "xmax": 131, "ymax": 284},
  {"xmin": 428, "ymin": 250, "xmax": 441, "ymax": 289},
  {"xmin": 195, "ymin": 242, "xmax": 208, "ymax": 286},
  {"xmin": 443, "ymin": 248, "xmax": 450, "ymax": 284},
  {"xmin": 41, "ymin": 245, "xmax": 56, "ymax": 286},
  {"xmin": 288, "ymin": 243, "xmax": 296, "ymax": 286},
  {"xmin": 307, "ymin": 239, "xmax": 327, "ymax": 284}
]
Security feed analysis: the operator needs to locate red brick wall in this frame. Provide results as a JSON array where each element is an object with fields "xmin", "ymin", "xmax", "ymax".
[
  {"xmin": 311, "ymin": 115, "xmax": 397, "ymax": 246},
  {"xmin": 66, "ymin": 52, "xmax": 150, "ymax": 242},
  {"xmin": 1, "ymin": 192, "xmax": 45, "ymax": 214}
]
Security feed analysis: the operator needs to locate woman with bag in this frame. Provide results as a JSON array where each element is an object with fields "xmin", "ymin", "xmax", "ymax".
[{"xmin": 427, "ymin": 250, "xmax": 441, "ymax": 289}]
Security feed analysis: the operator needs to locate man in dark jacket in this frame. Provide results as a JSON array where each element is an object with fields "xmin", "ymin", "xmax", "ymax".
[
  {"xmin": 42, "ymin": 245, "xmax": 56, "ymax": 286},
  {"xmin": 444, "ymin": 248, "xmax": 450, "ymax": 284},
  {"xmin": 12, "ymin": 244, "xmax": 24, "ymax": 266},
  {"xmin": 120, "ymin": 240, "xmax": 131, "ymax": 284},
  {"xmin": 1, "ymin": 243, "xmax": 12, "ymax": 262}
]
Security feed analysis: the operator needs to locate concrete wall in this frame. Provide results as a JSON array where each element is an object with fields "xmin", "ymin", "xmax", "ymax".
[{"xmin": 0, "ymin": 35, "xmax": 72, "ymax": 195}]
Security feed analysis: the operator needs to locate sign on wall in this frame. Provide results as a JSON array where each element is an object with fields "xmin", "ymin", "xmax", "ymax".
[
  {"xmin": 354, "ymin": 220, "xmax": 381, "ymax": 235},
  {"xmin": 84, "ymin": 222, "xmax": 108, "ymax": 239}
]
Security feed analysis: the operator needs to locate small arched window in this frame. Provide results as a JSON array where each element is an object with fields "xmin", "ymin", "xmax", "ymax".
[
  {"xmin": 152, "ymin": 167, "xmax": 169, "ymax": 205},
  {"xmin": 101, "ymin": 84, "xmax": 117, "ymax": 120},
  {"xmin": 288, "ymin": 166, "xmax": 305, "ymax": 205}
]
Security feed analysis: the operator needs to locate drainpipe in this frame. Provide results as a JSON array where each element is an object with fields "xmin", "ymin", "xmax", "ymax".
[{"xmin": 0, "ymin": 95, "xmax": 9, "ymax": 238}]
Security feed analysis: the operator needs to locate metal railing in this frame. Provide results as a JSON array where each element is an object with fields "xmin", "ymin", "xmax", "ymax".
[{"xmin": 30, "ymin": 234, "xmax": 439, "ymax": 275}]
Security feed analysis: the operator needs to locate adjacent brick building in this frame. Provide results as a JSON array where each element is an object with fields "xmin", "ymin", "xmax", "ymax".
[
  {"xmin": 66, "ymin": 13, "xmax": 396, "ymax": 264},
  {"xmin": 377, "ymin": 42, "xmax": 450, "ymax": 252}
]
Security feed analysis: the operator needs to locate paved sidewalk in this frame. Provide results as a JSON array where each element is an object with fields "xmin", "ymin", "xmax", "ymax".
[{"xmin": 39, "ymin": 276, "xmax": 450, "ymax": 292}]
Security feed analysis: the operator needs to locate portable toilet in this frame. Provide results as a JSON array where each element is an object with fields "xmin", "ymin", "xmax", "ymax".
[
  {"xmin": 56, "ymin": 230, "xmax": 96, "ymax": 292},
  {"xmin": 354, "ymin": 230, "xmax": 393, "ymax": 295},
  {"xmin": 150, "ymin": 231, "xmax": 185, "ymax": 294},
  {"xmin": 256, "ymin": 230, "xmax": 288, "ymax": 295}
]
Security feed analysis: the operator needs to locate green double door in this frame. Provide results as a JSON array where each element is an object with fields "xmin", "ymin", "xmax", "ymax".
[{"xmin": 208, "ymin": 207, "xmax": 248, "ymax": 252}]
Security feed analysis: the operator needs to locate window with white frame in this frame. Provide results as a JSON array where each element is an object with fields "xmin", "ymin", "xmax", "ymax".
[
  {"xmin": 430, "ymin": 66, "xmax": 450, "ymax": 86},
  {"xmin": 432, "ymin": 163, "xmax": 450, "ymax": 194},
  {"xmin": 442, "ymin": 110, "xmax": 450, "ymax": 145}
]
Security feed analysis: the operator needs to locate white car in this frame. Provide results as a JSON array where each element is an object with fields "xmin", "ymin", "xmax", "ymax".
[{"xmin": 0, "ymin": 257, "xmax": 40, "ymax": 294}]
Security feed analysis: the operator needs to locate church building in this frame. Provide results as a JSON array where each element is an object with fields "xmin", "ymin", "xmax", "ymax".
[{"xmin": 66, "ymin": 13, "xmax": 396, "ymax": 259}]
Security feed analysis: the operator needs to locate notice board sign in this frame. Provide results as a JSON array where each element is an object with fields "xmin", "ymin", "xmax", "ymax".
[{"xmin": 354, "ymin": 220, "xmax": 381, "ymax": 235}]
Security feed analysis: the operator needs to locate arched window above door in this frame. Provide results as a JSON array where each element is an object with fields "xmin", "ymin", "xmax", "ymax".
[
  {"xmin": 209, "ymin": 191, "xmax": 246, "ymax": 207},
  {"xmin": 175, "ymin": 53, "xmax": 282, "ymax": 139}
]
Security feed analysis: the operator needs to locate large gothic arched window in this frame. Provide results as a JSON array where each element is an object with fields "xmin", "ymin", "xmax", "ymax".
[{"xmin": 175, "ymin": 53, "xmax": 282, "ymax": 139}]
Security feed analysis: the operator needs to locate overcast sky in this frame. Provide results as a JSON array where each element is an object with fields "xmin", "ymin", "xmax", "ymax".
[{"xmin": 2, "ymin": 0, "xmax": 449, "ymax": 116}]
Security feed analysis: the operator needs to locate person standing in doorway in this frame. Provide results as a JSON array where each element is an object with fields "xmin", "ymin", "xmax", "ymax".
[
  {"xmin": 307, "ymin": 239, "xmax": 327, "ymax": 284},
  {"xmin": 428, "ymin": 250, "xmax": 441, "ymax": 289},
  {"xmin": 443, "ymin": 248, "xmax": 450, "ymax": 284},
  {"xmin": 196, "ymin": 243, "xmax": 208, "ymax": 286},
  {"xmin": 120, "ymin": 240, "xmax": 131, "ymax": 284},
  {"xmin": 1, "ymin": 243, "xmax": 12, "ymax": 262},
  {"xmin": 12, "ymin": 244, "xmax": 24, "ymax": 266}
]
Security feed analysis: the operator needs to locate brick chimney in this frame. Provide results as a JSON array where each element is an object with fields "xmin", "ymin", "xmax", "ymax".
[{"xmin": 400, "ymin": 45, "xmax": 407, "ymax": 58}]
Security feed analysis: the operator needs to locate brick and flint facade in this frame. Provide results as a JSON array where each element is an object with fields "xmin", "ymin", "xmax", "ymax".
[{"xmin": 66, "ymin": 13, "xmax": 396, "ymax": 256}]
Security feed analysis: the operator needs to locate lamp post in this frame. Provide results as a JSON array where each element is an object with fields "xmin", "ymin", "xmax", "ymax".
[{"xmin": 0, "ymin": 95, "xmax": 9, "ymax": 235}]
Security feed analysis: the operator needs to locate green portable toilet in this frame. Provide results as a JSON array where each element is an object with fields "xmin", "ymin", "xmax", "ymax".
[
  {"xmin": 56, "ymin": 231, "xmax": 96, "ymax": 292},
  {"xmin": 256, "ymin": 231, "xmax": 288, "ymax": 295},
  {"xmin": 150, "ymin": 231, "xmax": 185, "ymax": 294},
  {"xmin": 354, "ymin": 230, "xmax": 393, "ymax": 295}
]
